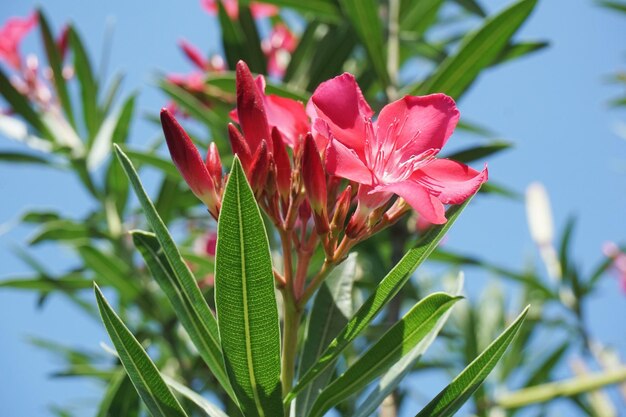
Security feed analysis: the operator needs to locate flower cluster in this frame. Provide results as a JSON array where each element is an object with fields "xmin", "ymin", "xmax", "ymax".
[
  {"xmin": 0, "ymin": 11, "xmax": 71, "ymax": 112},
  {"xmin": 161, "ymin": 60, "xmax": 487, "ymax": 302}
]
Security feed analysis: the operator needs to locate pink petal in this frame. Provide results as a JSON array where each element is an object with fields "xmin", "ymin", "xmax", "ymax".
[
  {"xmin": 0, "ymin": 12, "xmax": 38, "ymax": 69},
  {"xmin": 376, "ymin": 93, "xmax": 459, "ymax": 155},
  {"xmin": 376, "ymin": 181, "xmax": 446, "ymax": 224},
  {"xmin": 325, "ymin": 139, "xmax": 373, "ymax": 185},
  {"xmin": 311, "ymin": 73, "xmax": 373, "ymax": 154},
  {"xmin": 415, "ymin": 159, "xmax": 487, "ymax": 204},
  {"xmin": 264, "ymin": 94, "xmax": 309, "ymax": 147},
  {"xmin": 250, "ymin": 3, "xmax": 279, "ymax": 18}
]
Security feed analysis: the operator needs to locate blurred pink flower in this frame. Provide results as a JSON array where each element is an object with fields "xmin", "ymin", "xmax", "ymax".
[
  {"xmin": 263, "ymin": 23, "xmax": 297, "ymax": 78},
  {"xmin": 166, "ymin": 71, "xmax": 206, "ymax": 92},
  {"xmin": 311, "ymin": 73, "xmax": 487, "ymax": 225},
  {"xmin": 201, "ymin": 0, "xmax": 278, "ymax": 19},
  {"xmin": 0, "ymin": 12, "xmax": 38, "ymax": 70},
  {"xmin": 603, "ymin": 242, "xmax": 626, "ymax": 292}
]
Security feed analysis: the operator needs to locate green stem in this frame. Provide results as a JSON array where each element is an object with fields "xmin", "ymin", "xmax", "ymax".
[
  {"xmin": 281, "ymin": 298, "xmax": 302, "ymax": 400},
  {"xmin": 496, "ymin": 367, "xmax": 626, "ymax": 409},
  {"xmin": 386, "ymin": 0, "xmax": 401, "ymax": 101}
]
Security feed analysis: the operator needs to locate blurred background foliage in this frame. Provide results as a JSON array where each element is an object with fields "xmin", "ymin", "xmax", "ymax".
[{"xmin": 0, "ymin": 0, "xmax": 624, "ymax": 416}]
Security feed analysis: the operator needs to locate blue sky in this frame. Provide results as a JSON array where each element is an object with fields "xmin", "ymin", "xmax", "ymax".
[{"xmin": 0, "ymin": 0, "xmax": 625, "ymax": 416}]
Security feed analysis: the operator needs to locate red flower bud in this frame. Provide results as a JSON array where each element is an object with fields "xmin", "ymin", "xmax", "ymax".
[
  {"xmin": 228, "ymin": 123, "xmax": 252, "ymax": 172},
  {"xmin": 249, "ymin": 140, "xmax": 270, "ymax": 195},
  {"xmin": 178, "ymin": 39, "xmax": 210, "ymax": 71},
  {"xmin": 57, "ymin": 24, "xmax": 70, "ymax": 60},
  {"xmin": 160, "ymin": 108, "xmax": 220, "ymax": 217},
  {"xmin": 271, "ymin": 127, "xmax": 291, "ymax": 201},
  {"xmin": 331, "ymin": 185, "xmax": 352, "ymax": 234},
  {"xmin": 206, "ymin": 142, "xmax": 222, "ymax": 187},
  {"xmin": 302, "ymin": 133, "xmax": 329, "ymax": 234},
  {"xmin": 235, "ymin": 60, "xmax": 271, "ymax": 152}
]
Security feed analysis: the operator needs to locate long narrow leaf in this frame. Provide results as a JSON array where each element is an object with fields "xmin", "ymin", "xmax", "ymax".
[
  {"xmin": 408, "ymin": 0, "xmax": 538, "ymax": 99},
  {"xmin": 308, "ymin": 293, "xmax": 461, "ymax": 417},
  {"xmin": 69, "ymin": 26, "xmax": 99, "ymax": 139},
  {"xmin": 285, "ymin": 196, "xmax": 475, "ymax": 403},
  {"xmin": 113, "ymin": 145, "xmax": 236, "ymax": 402},
  {"xmin": 352, "ymin": 274, "xmax": 465, "ymax": 417},
  {"xmin": 215, "ymin": 157, "xmax": 283, "ymax": 417},
  {"xmin": 94, "ymin": 284, "xmax": 189, "ymax": 417},
  {"xmin": 297, "ymin": 254, "xmax": 357, "ymax": 417},
  {"xmin": 415, "ymin": 306, "xmax": 530, "ymax": 417}
]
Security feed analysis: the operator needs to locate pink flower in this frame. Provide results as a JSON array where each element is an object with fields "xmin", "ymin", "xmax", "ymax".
[
  {"xmin": 0, "ymin": 12, "xmax": 38, "ymax": 70},
  {"xmin": 230, "ymin": 60, "xmax": 309, "ymax": 149},
  {"xmin": 311, "ymin": 73, "xmax": 487, "ymax": 225},
  {"xmin": 160, "ymin": 108, "xmax": 221, "ymax": 217},
  {"xmin": 603, "ymin": 242, "xmax": 626, "ymax": 292},
  {"xmin": 263, "ymin": 23, "xmax": 297, "ymax": 78},
  {"xmin": 201, "ymin": 0, "xmax": 278, "ymax": 20}
]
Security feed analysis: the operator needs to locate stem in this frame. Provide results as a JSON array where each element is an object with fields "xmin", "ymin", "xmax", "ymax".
[
  {"xmin": 386, "ymin": 0, "xmax": 401, "ymax": 101},
  {"xmin": 496, "ymin": 367, "xmax": 626, "ymax": 409},
  {"xmin": 281, "ymin": 298, "xmax": 302, "ymax": 398},
  {"xmin": 298, "ymin": 260, "xmax": 334, "ymax": 307}
]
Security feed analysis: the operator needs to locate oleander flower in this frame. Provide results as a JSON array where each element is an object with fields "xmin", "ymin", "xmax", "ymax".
[
  {"xmin": 0, "ymin": 12, "xmax": 38, "ymax": 69},
  {"xmin": 311, "ymin": 73, "xmax": 487, "ymax": 225},
  {"xmin": 263, "ymin": 23, "xmax": 297, "ymax": 78}
]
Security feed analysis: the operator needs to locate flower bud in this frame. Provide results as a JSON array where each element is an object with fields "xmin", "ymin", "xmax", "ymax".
[
  {"xmin": 271, "ymin": 127, "xmax": 291, "ymax": 201},
  {"xmin": 160, "ymin": 108, "xmax": 220, "ymax": 217},
  {"xmin": 331, "ymin": 185, "xmax": 352, "ymax": 234},
  {"xmin": 249, "ymin": 140, "xmax": 270, "ymax": 195},
  {"xmin": 235, "ymin": 60, "xmax": 271, "ymax": 152},
  {"xmin": 228, "ymin": 123, "xmax": 252, "ymax": 172},
  {"xmin": 206, "ymin": 142, "xmax": 222, "ymax": 187},
  {"xmin": 178, "ymin": 38, "xmax": 209, "ymax": 71},
  {"xmin": 302, "ymin": 133, "xmax": 329, "ymax": 234}
]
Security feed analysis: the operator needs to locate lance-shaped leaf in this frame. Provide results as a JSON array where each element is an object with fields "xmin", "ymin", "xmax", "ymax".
[
  {"xmin": 69, "ymin": 26, "xmax": 98, "ymax": 139},
  {"xmin": 215, "ymin": 157, "xmax": 283, "ymax": 417},
  {"xmin": 113, "ymin": 145, "xmax": 235, "ymax": 402},
  {"xmin": 307, "ymin": 292, "xmax": 461, "ymax": 417},
  {"xmin": 96, "ymin": 370, "xmax": 140, "ymax": 417},
  {"xmin": 38, "ymin": 9, "xmax": 75, "ymax": 128},
  {"xmin": 163, "ymin": 375, "xmax": 230, "ymax": 417},
  {"xmin": 0, "ymin": 70, "xmax": 52, "ymax": 139},
  {"xmin": 285, "ymin": 197, "xmax": 474, "ymax": 403},
  {"xmin": 297, "ymin": 254, "xmax": 357, "ymax": 417},
  {"xmin": 353, "ymin": 274, "xmax": 465, "ymax": 417},
  {"xmin": 338, "ymin": 0, "xmax": 390, "ymax": 88},
  {"xmin": 94, "ymin": 284, "xmax": 189, "ymax": 417},
  {"xmin": 414, "ymin": 306, "xmax": 530, "ymax": 417},
  {"xmin": 247, "ymin": 0, "xmax": 341, "ymax": 22},
  {"xmin": 408, "ymin": 0, "xmax": 538, "ymax": 99}
]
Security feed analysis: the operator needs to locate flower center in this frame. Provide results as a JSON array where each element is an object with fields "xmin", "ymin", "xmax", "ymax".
[{"xmin": 365, "ymin": 116, "xmax": 437, "ymax": 184}]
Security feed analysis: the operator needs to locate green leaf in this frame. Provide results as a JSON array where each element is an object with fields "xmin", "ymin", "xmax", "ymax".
[
  {"xmin": 96, "ymin": 370, "xmax": 140, "ymax": 417},
  {"xmin": 414, "ymin": 306, "xmax": 530, "ymax": 417},
  {"xmin": 453, "ymin": 0, "xmax": 487, "ymax": 17},
  {"xmin": 598, "ymin": 1, "xmax": 626, "ymax": 13},
  {"xmin": 217, "ymin": 3, "xmax": 249, "ymax": 72},
  {"xmin": 238, "ymin": 7, "xmax": 267, "ymax": 74},
  {"xmin": 400, "ymin": 0, "xmax": 444, "ymax": 36},
  {"xmin": 69, "ymin": 26, "xmax": 99, "ymax": 139},
  {"xmin": 215, "ymin": 157, "xmax": 283, "ymax": 417},
  {"xmin": 29, "ymin": 220, "xmax": 100, "ymax": 245},
  {"xmin": 78, "ymin": 246, "xmax": 139, "ymax": 299},
  {"xmin": 87, "ymin": 95, "xmax": 136, "ymax": 171},
  {"xmin": 0, "ymin": 151, "xmax": 50, "ymax": 165},
  {"xmin": 338, "ymin": 0, "xmax": 390, "ymax": 88},
  {"xmin": 131, "ymin": 230, "xmax": 235, "ymax": 402},
  {"xmin": 297, "ymin": 254, "xmax": 357, "ymax": 417},
  {"xmin": 308, "ymin": 293, "xmax": 461, "ymax": 417},
  {"xmin": 352, "ymin": 274, "xmax": 465, "ymax": 417},
  {"xmin": 444, "ymin": 140, "xmax": 512, "ymax": 163},
  {"xmin": 113, "ymin": 145, "xmax": 236, "ymax": 402},
  {"xmin": 37, "ymin": 9, "xmax": 75, "ymax": 128},
  {"xmin": 491, "ymin": 41, "xmax": 549, "ymax": 66},
  {"xmin": 286, "ymin": 196, "xmax": 475, "ymax": 403},
  {"xmin": 162, "ymin": 375, "xmax": 230, "ymax": 417},
  {"xmin": 408, "ymin": 0, "xmax": 538, "ymax": 99},
  {"xmin": 205, "ymin": 73, "xmax": 309, "ymax": 102},
  {"xmin": 0, "ymin": 69, "xmax": 52, "ymax": 138},
  {"xmin": 123, "ymin": 148, "xmax": 179, "ymax": 179},
  {"xmin": 0, "ymin": 275, "xmax": 91, "ymax": 293},
  {"xmin": 94, "ymin": 284, "xmax": 189, "ymax": 417}
]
